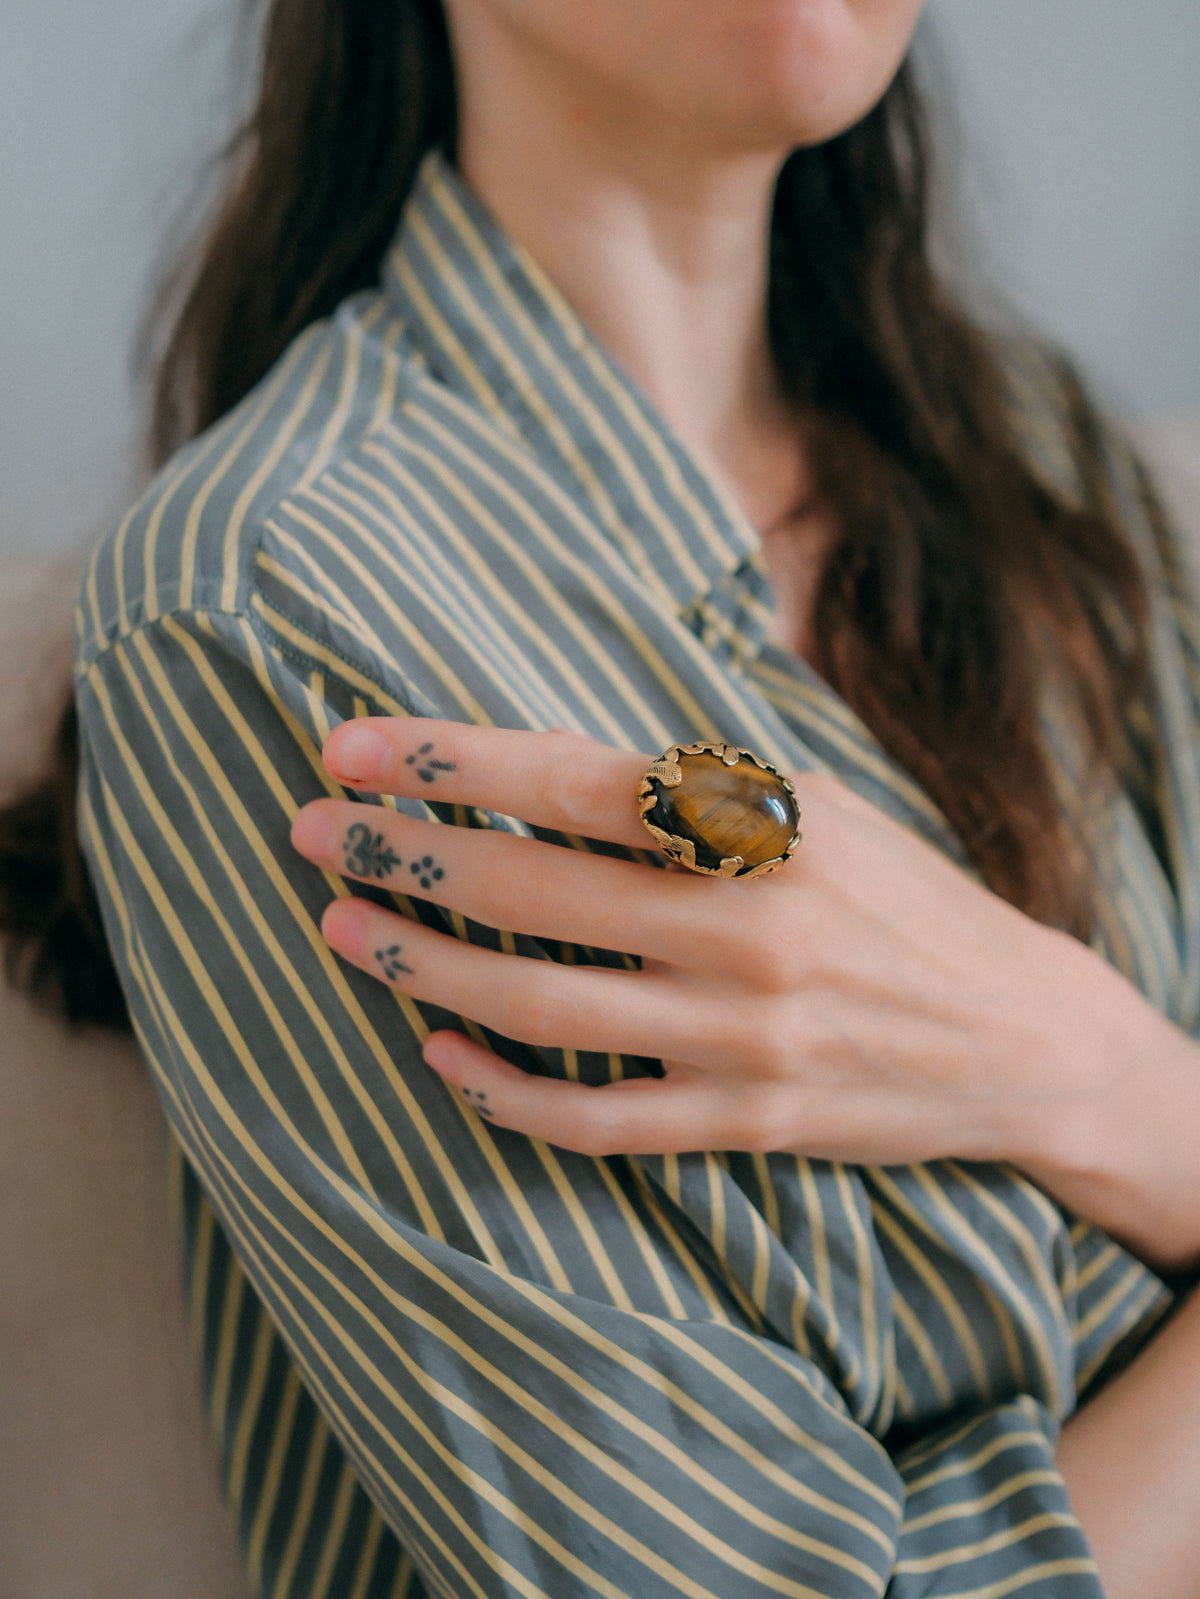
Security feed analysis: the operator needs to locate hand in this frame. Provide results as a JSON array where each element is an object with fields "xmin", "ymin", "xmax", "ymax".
[{"xmin": 287, "ymin": 717, "xmax": 1193, "ymax": 1188}]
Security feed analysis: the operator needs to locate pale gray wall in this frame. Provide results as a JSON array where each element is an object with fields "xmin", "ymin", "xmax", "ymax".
[{"xmin": 2, "ymin": 0, "xmax": 1198, "ymax": 559}]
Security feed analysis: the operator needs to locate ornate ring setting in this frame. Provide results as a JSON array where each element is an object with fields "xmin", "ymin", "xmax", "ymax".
[{"xmin": 637, "ymin": 741, "xmax": 801, "ymax": 880}]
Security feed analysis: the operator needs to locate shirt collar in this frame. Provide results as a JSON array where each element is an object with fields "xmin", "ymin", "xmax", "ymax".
[{"xmin": 381, "ymin": 149, "xmax": 764, "ymax": 618}]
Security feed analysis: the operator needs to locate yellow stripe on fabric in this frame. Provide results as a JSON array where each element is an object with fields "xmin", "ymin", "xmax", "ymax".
[
  {"xmin": 751, "ymin": 1152, "xmax": 783, "ymax": 1241},
  {"xmin": 868, "ymin": 1176, "xmax": 993, "ymax": 1398},
  {"xmin": 215, "ymin": 339, "xmax": 338, "ymax": 614},
  {"xmin": 1070, "ymin": 1240, "xmax": 1122, "ymax": 1298},
  {"xmin": 293, "ymin": 480, "xmax": 586, "ymax": 735},
  {"xmin": 153, "ymin": 614, "xmax": 507, "ymax": 1267},
  {"xmin": 367, "ymin": 316, "xmax": 407, "ymax": 436},
  {"xmin": 392, "ymin": 250, "xmax": 514, "ymax": 421},
  {"xmin": 591, "ymin": 1158, "xmax": 690, "ymax": 1321},
  {"xmin": 702, "ymin": 1153, "xmax": 767, "ymax": 1335},
  {"xmin": 272, "ymin": 1413, "xmax": 332, "ymax": 1599},
  {"xmin": 257, "ymin": 551, "xmax": 365, "ymax": 637},
  {"xmin": 388, "ymin": 1555, "xmax": 417, "ymax": 1599},
  {"xmin": 930, "ymin": 1561, "xmax": 1099, "ymax": 1599},
  {"xmin": 892, "ymin": 1365, "xmax": 916, "ymax": 1422},
  {"xmin": 280, "ymin": 499, "xmax": 494, "ymax": 725},
  {"xmin": 625, "ymin": 1162, "xmax": 737, "ymax": 1327},
  {"xmin": 902, "ymin": 1470, "xmax": 1064, "ymax": 1534},
  {"xmin": 164, "ymin": 329, "xmax": 324, "ymax": 626},
  {"xmin": 893, "ymin": 1512, "xmax": 1079, "ymax": 1575},
  {"xmin": 409, "ymin": 391, "xmax": 741, "ymax": 729},
  {"xmin": 187, "ymin": 1193, "xmax": 216, "ymax": 1363},
  {"xmin": 305, "ymin": 1456, "xmax": 360, "ymax": 1599},
  {"xmin": 906, "ymin": 1169, "xmax": 1037, "ymax": 1399},
  {"xmin": 227, "ymin": 1295, "xmax": 278, "ymax": 1508},
  {"xmin": 293, "ymin": 315, "xmax": 369, "ymax": 495},
  {"xmin": 904, "ymin": 1431, "xmax": 1049, "ymax": 1497},
  {"xmin": 346, "ymin": 1511, "xmax": 388, "ymax": 1599},
  {"xmin": 795, "ymin": 1157, "xmax": 858, "ymax": 1387},
  {"xmin": 102, "ymin": 639, "xmax": 378, "ymax": 1196},
  {"xmin": 208, "ymin": 1250, "xmax": 247, "ymax": 1440},
  {"xmin": 890, "ymin": 1288, "xmax": 955, "ymax": 1410},
  {"xmin": 404, "ymin": 397, "xmax": 785, "ymax": 751},
  {"xmin": 249, "ymin": 595, "xmax": 414, "ymax": 714},
  {"xmin": 1074, "ymin": 1277, "xmax": 1169, "ymax": 1394},
  {"xmin": 247, "ymin": 1364, "xmax": 305, "ymax": 1589},
  {"xmin": 941, "ymin": 1161, "xmax": 1072, "ymax": 1337},
  {"xmin": 1073, "ymin": 1258, "xmax": 1160, "ymax": 1346},
  {"xmin": 527, "ymin": 1144, "xmax": 637, "ymax": 1313},
  {"xmin": 340, "ymin": 453, "xmax": 639, "ymax": 746},
  {"xmin": 834, "ymin": 1164, "xmax": 883, "ymax": 1412},
  {"xmin": 374, "ymin": 422, "xmax": 681, "ymax": 746}
]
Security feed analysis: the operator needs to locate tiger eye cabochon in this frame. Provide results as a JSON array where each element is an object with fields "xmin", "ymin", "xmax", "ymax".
[{"xmin": 638, "ymin": 743, "xmax": 800, "ymax": 879}]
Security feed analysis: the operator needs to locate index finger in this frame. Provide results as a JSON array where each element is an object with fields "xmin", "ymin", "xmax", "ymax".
[{"xmin": 321, "ymin": 717, "xmax": 652, "ymax": 850}]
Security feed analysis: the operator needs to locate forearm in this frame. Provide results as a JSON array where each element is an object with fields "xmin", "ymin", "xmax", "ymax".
[{"xmin": 1057, "ymin": 1288, "xmax": 1200, "ymax": 1599}]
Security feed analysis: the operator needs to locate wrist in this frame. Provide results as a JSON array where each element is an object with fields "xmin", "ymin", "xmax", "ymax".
[{"xmin": 1019, "ymin": 950, "xmax": 1200, "ymax": 1274}]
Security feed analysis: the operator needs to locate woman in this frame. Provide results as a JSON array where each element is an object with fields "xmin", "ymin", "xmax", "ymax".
[{"xmin": 3, "ymin": 0, "xmax": 1199, "ymax": 1594}]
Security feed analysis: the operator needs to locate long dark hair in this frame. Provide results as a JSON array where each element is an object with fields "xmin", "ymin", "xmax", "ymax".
[{"xmin": 0, "ymin": 0, "xmax": 1148, "ymax": 1032}]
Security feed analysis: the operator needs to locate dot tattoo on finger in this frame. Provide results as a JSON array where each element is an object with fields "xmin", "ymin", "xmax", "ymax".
[
  {"xmin": 375, "ymin": 944, "xmax": 413, "ymax": 980},
  {"xmin": 409, "ymin": 854, "xmax": 446, "ymax": 891},
  {"xmin": 405, "ymin": 742, "xmax": 457, "ymax": 784},
  {"xmin": 460, "ymin": 1085, "xmax": 495, "ymax": 1119},
  {"xmin": 344, "ymin": 820, "xmax": 402, "ymax": 879}
]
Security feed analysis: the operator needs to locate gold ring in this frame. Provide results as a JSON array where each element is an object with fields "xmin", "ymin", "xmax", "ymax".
[{"xmin": 637, "ymin": 741, "xmax": 801, "ymax": 880}]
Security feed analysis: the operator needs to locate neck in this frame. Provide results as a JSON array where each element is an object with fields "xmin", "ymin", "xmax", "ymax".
[{"xmin": 448, "ymin": 19, "xmax": 807, "ymax": 529}]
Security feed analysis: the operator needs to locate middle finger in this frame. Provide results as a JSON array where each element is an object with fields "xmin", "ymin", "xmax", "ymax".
[{"xmin": 290, "ymin": 798, "xmax": 769, "ymax": 980}]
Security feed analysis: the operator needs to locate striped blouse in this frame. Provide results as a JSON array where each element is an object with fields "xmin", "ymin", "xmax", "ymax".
[{"xmin": 73, "ymin": 148, "xmax": 1200, "ymax": 1599}]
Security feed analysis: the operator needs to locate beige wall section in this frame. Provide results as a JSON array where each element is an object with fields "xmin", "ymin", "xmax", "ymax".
[{"xmin": 1, "ymin": 1, "xmax": 1198, "ymax": 561}]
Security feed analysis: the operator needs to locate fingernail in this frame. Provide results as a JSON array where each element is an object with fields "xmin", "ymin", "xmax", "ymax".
[
  {"xmin": 326, "ymin": 722, "xmax": 389, "ymax": 783},
  {"xmin": 423, "ymin": 1032, "xmax": 465, "ymax": 1079},
  {"xmin": 290, "ymin": 802, "xmax": 337, "ymax": 857}
]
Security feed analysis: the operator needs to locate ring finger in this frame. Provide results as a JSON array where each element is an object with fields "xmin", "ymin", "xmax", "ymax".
[{"xmin": 318, "ymin": 893, "xmax": 761, "ymax": 1071}]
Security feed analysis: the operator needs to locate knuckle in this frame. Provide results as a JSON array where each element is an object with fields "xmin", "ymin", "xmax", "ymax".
[
  {"xmin": 544, "ymin": 740, "xmax": 608, "ymax": 833},
  {"xmin": 504, "ymin": 968, "xmax": 570, "ymax": 1046},
  {"xmin": 727, "ymin": 1093, "xmax": 786, "ymax": 1152},
  {"xmin": 471, "ymin": 835, "xmax": 552, "ymax": 934},
  {"xmin": 744, "ymin": 923, "xmax": 799, "ymax": 994},
  {"xmin": 570, "ymin": 1120, "xmax": 620, "ymax": 1160},
  {"xmin": 744, "ymin": 1007, "xmax": 796, "ymax": 1081}
]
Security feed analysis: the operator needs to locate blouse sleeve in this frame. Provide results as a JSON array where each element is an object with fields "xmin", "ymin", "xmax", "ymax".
[
  {"xmin": 74, "ymin": 604, "xmax": 1111, "ymax": 1598},
  {"xmin": 73, "ymin": 604, "xmax": 907, "ymax": 1597}
]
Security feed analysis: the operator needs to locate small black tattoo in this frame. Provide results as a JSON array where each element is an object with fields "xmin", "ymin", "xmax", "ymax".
[
  {"xmin": 375, "ymin": 944, "xmax": 412, "ymax": 980},
  {"xmin": 408, "ymin": 854, "xmax": 446, "ymax": 891},
  {"xmin": 405, "ymin": 742, "xmax": 457, "ymax": 785},
  {"xmin": 460, "ymin": 1085, "xmax": 494, "ymax": 1119},
  {"xmin": 344, "ymin": 821, "xmax": 402, "ymax": 879}
]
